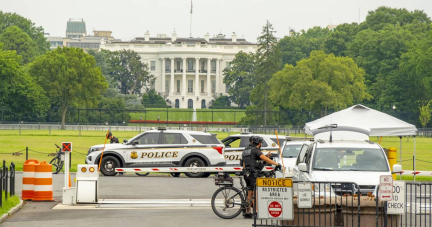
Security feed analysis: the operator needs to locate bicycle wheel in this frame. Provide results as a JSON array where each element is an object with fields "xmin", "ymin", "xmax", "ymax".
[
  {"xmin": 50, "ymin": 157, "xmax": 63, "ymax": 174},
  {"xmin": 211, "ymin": 187, "xmax": 245, "ymax": 219},
  {"xmin": 135, "ymin": 172, "xmax": 150, "ymax": 176}
]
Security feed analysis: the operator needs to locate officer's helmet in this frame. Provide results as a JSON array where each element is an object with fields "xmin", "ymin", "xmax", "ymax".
[{"xmin": 250, "ymin": 136, "xmax": 263, "ymax": 146}]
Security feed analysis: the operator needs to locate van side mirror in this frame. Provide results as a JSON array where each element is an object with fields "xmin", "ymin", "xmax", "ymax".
[
  {"xmin": 392, "ymin": 164, "xmax": 402, "ymax": 174},
  {"xmin": 123, "ymin": 139, "xmax": 128, "ymax": 144},
  {"xmin": 298, "ymin": 163, "xmax": 308, "ymax": 172}
]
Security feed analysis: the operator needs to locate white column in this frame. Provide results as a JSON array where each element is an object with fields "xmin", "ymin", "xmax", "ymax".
[
  {"xmin": 182, "ymin": 58, "xmax": 186, "ymax": 96},
  {"xmin": 207, "ymin": 58, "xmax": 211, "ymax": 96},
  {"xmin": 215, "ymin": 59, "xmax": 220, "ymax": 94},
  {"xmin": 170, "ymin": 58, "xmax": 174, "ymax": 96},
  {"xmin": 161, "ymin": 58, "xmax": 166, "ymax": 93},
  {"xmin": 195, "ymin": 58, "xmax": 200, "ymax": 96}
]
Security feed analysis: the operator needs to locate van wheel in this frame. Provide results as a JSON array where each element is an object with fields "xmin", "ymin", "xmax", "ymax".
[
  {"xmin": 184, "ymin": 157, "xmax": 206, "ymax": 178},
  {"xmin": 100, "ymin": 156, "xmax": 120, "ymax": 176}
]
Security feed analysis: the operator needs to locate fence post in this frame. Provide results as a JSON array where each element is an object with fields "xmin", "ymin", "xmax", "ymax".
[
  {"xmin": 166, "ymin": 108, "xmax": 169, "ymax": 126},
  {"xmin": 10, "ymin": 163, "xmax": 14, "ymax": 196},
  {"xmin": 2, "ymin": 159, "xmax": 5, "ymax": 191},
  {"xmin": 26, "ymin": 147, "xmax": 28, "ymax": 160},
  {"xmin": 4, "ymin": 166, "xmax": 8, "ymax": 200},
  {"xmin": 0, "ymin": 169, "xmax": 2, "ymax": 207},
  {"xmin": 19, "ymin": 124, "xmax": 21, "ymax": 135},
  {"xmin": 212, "ymin": 108, "xmax": 214, "ymax": 126}
]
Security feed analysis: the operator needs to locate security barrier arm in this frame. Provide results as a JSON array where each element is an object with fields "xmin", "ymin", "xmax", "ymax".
[{"xmin": 115, "ymin": 166, "xmax": 275, "ymax": 173}]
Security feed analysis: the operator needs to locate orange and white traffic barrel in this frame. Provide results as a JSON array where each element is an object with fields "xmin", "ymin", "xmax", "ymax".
[
  {"xmin": 32, "ymin": 161, "xmax": 54, "ymax": 201},
  {"xmin": 22, "ymin": 159, "xmax": 39, "ymax": 200}
]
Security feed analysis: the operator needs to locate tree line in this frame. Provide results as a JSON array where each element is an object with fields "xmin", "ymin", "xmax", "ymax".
[{"xmin": 222, "ymin": 7, "xmax": 432, "ymax": 127}]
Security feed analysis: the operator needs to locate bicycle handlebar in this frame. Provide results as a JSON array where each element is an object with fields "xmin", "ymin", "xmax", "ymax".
[{"xmin": 55, "ymin": 144, "xmax": 60, "ymax": 149}]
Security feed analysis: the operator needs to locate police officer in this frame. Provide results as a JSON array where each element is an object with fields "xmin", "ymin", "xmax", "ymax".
[
  {"xmin": 107, "ymin": 131, "xmax": 119, "ymax": 144},
  {"xmin": 241, "ymin": 136, "xmax": 281, "ymax": 219}
]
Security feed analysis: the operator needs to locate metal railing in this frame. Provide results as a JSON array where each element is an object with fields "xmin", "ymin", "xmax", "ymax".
[
  {"xmin": 404, "ymin": 182, "xmax": 431, "ymax": 227},
  {"xmin": 0, "ymin": 160, "xmax": 15, "ymax": 207}
]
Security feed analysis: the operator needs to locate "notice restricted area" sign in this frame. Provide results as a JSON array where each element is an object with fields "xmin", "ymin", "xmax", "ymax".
[{"xmin": 256, "ymin": 178, "xmax": 293, "ymax": 220}]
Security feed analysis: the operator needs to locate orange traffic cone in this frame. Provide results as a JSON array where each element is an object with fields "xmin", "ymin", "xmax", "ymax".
[
  {"xmin": 22, "ymin": 160, "xmax": 39, "ymax": 200},
  {"xmin": 32, "ymin": 161, "xmax": 54, "ymax": 201}
]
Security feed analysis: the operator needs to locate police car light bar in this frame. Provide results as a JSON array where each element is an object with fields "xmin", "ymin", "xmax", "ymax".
[{"xmin": 115, "ymin": 166, "xmax": 275, "ymax": 173}]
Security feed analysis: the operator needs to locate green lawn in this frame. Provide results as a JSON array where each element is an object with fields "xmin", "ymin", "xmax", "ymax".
[
  {"xmin": 129, "ymin": 108, "xmax": 246, "ymax": 122},
  {"xmin": 0, "ymin": 192, "xmax": 20, "ymax": 216},
  {"xmin": 0, "ymin": 129, "xmax": 431, "ymax": 173}
]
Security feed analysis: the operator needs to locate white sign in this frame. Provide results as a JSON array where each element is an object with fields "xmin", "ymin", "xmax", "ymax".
[
  {"xmin": 298, "ymin": 182, "xmax": 313, "ymax": 208},
  {"xmin": 379, "ymin": 175, "xmax": 393, "ymax": 201},
  {"xmin": 256, "ymin": 178, "xmax": 293, "ymax": 220},
  {"xmin": 387, "ymin": 181, "xmax": 405, "ymax": 214}
]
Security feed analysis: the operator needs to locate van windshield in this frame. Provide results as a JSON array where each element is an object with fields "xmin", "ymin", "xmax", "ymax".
[
  {"xmin": 312, "ymin": 148, "xmax": 389, "ymax": 172},
  {"xmin": 282, "ymin": 145, "xmax": 303, "ymax": 158}
]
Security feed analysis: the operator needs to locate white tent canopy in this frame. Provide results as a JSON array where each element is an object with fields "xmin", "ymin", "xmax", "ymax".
[{"xmin": 305, "ymin": 104, "xmax": 417, "ymax": 136}]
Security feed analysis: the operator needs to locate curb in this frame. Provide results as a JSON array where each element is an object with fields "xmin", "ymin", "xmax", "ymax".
[{"xmin": 0, "ymin": 199, "xmax": 24, "ymax": 223}]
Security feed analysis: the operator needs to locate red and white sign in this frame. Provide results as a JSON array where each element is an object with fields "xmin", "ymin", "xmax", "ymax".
[
  {"xmin": 268, "ymin": 201, "xmax": 282, "ymax": 217},
  {"xmin": 379, "ymin": 175, "xmax": 393, "ymax": 201}
]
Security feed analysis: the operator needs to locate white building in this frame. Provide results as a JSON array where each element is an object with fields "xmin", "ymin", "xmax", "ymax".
[{"xmin": 101, "ymin": 31, "xmax": 258, "ymax": 109}]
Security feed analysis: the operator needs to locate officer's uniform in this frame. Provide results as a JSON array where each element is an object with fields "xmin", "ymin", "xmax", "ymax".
[
  {"xmin": 242, "ymin": 145, "xmax": 264, "ymax": 190},
  {"xmin": 110, "ymin": 137, "xmax": 119, "ymax": 144}
]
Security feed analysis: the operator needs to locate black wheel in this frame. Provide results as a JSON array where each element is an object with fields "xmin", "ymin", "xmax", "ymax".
[
  {"xmin": 100, "ymin": 156, "xmax": 120, "ymax": 176},
  {"xmin": 211, "ymin": 187, "xmax": 245, "ymax": 219},
  {"xmin": 50, "ymin": 157, "xmax": 63, "ymax": 174},
  {"xmin": 184, "ymin": 157, "xmax": 206, "ymax": 178},
  {"xmin": 135, "ymin": 172, "xmax": 150, "ymax": 176},
  {"xmin": 170, "ymin": 173, "xmax": 181, "ymax": 177}
]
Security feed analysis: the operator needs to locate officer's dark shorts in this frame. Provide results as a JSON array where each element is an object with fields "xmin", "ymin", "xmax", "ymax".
[{"xmin": 245, "ymin": 175, "xmax": 256, "ymax": 190}]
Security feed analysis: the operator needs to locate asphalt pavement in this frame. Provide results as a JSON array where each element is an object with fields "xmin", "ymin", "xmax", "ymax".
[{"xmin": 1, "ymin": 172, "xmax": 254, "ymax": 227}]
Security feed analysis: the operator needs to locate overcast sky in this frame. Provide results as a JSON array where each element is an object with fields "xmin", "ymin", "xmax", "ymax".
[{"xmin": 1, "ymin": 0, "xmax": 431, "ymax": 42}]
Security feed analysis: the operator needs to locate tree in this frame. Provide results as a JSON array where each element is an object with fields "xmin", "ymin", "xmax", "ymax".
[
  {"xmin": 223, "ymin": 51, "xmax": 255, "ymax": 107},
  {"xmin": 211, "ymin": 96, "xmax": 231, "ymax": 108},
  {"xmin": 0, "ymin": 11, "xmax": 50, "ymax": 54},
  {"xmin": 142, "ymin": 89, "xmax": 167, "ymax": 107},
  {"xmin": 30, "ymin": 47, "xmax": 108, "ymax": 129},
  {"xmin": 268, "ymin": 51, "xmax": 370, "ymax": 116},
  {"xmin": 107, "ymin": 49, "xmax": 154, "ymax": 95},
  {"xmin": 278, "ymin": 26, "xmax": 329, "ymax": 65},
  {"xmin": 419, "ymin": 102, "xmax": 431, "ymax": 129},
  {"xmin": 252, "ymin": 21, "xmax": 282, "ymax": 125},
  {"xmin": 0, "ymin": 47, "xmax": 49, "ymax": 120},
  {"xmin": 0, "ymin": 26, "xmax": 38, "ymax": 63},
  {"xmin": 324, "ymin": 23, "xmax": 359, "ymax": 56}
]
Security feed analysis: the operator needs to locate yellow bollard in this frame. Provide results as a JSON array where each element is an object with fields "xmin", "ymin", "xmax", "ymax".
[{"xmin": 388, "ymin": 147, "xmax": 397, "ymax": 180}]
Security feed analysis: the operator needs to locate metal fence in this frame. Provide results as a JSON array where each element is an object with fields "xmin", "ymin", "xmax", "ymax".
[
  {"xmin": 253, "ymin": 181, "xmax": 432, "ymax": 227},
  {"xmin": 0, "ymin": 160, "xmax": 15, "ymax": 207}
]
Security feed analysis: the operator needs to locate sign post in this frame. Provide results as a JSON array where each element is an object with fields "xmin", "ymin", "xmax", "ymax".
[
  {"xmin": 256, "ymin": 178, "xmax": 293, "ymax": 220},
  {"xmin": 298, "ymin": 182, "xmax": 313, "ymax": 208},
  {"xmin": 61, "ymin": 142, "xmax": 72, "ymax": 188},
  {"xmin": 379, "ymin": 175, "xmax": 393, "ymax": 201},
  {"xmin": 387, "ymin": 181, "xmax": 405, "ymax": 214}
]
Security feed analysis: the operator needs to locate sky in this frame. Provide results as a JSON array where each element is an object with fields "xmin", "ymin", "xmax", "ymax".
[{"xmin": 1, "ymin": 0, "xmax": 431, "ymax": 42}]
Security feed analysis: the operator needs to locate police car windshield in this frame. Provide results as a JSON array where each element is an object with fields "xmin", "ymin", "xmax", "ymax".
[
  {"xmin": 312, "ymin": 148, "xmax": 389, "ymax": 172},
  {"xmin": 282, "ymin": 145, "xmax": 303, "ymax": 158}
]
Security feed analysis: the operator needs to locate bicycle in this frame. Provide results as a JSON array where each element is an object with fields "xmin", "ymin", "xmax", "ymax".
[
  {"xmin": 50, "ymin": 144, "xmax": 64, "ymax": 174},
  {"xmin": 211, "ymin": 168, "xmax": 277, "ymax": 219}
]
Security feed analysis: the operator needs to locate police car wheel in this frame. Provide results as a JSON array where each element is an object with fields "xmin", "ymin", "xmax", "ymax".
[
  {"xmin": 100, "ymin": 156, "xmax": 120, "ymax": 176},
  {"xmin": 184, "ymin": 157, "xmax": 206, "ymax": 178},
  {"xmin": 170, "ymin": 173, "xmax": 181, "ymax": 177}
]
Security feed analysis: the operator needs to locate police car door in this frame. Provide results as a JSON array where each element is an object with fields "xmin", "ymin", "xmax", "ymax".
[
  {"xmin": 127, "ymin": 132, "xmax": 161, "ymax": 166},
  {"xmin": 158, "ymin": 132, "xmax": 187, "ymax": 166},
  {"xmin": 222, "ymin": 136, "xmax": 249, "ymax": 166}
]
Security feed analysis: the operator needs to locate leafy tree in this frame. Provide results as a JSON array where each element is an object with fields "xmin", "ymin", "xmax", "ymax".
[
  {"xmin": 268, "ymin": 51, "xmax": 370, "ymax": 116},
  {"xmin": 0, "ymin": 26, "xmax": 38, "ymax": 63},
  {"xmin": 324, "ymin": 23, "xmax": 359, "ymax": 56},
  {"xmin": 142, "ymin": 89, "xmax": 167, "ymax": 107},
  {"xmin": 107, "ymin": 49, "xmax": 154, "ymax": 95},
  {"xmin": 0, "ymin": 47, "xmax": 49, "ymax": 120},
  {"xmin": 419, "ymin": 102, "xmax": 431, "ymax": 129},
  {"xmin": 0, "ymin": 11, "xmax": 50, "ymax": 54},
  {"xmin": 278, "ymin": 26, "xmax": 329, "ymax": 65},
  {"xmin": 252, "ymin": 21, "xmax": 282, "ymax": 125},
  {"xmin": 211, "ymin": 95, "xmax": 231, "ymax": 107},
  {"xmin": 223, "ymin": 51, "xmax": 255, "ymax": 107},
  {"xmin": 30, "ymin": 47, "xmax": 108, "ymax": 129}
]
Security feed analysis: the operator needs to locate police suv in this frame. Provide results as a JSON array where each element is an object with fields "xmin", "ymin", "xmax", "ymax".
[
  {"xmin": 86, "ymin": 128, "xmax": 225, "ymax": 178},
  {"xmin": 293, "ymin": 125, "xmax": 402, "ymax": 196},
  {"xmin": 221, "ymin": 132, "xmax": 286, "ymax": 166}
]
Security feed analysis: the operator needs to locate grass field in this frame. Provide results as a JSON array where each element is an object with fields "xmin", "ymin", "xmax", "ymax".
[
  {"xmin": 129, "ymin": 108, "xmax": 246, "ymax": 122},
  {"xmin": 0, "ymin": 192, "xmax": 20, "ymax": 216},
  {"xmin": 0, "ymin": 129, "xmax": 431, "ymax": 174}
]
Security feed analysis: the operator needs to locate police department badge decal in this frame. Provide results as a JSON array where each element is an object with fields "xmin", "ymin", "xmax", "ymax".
[{"xmin": 130, "ymin": 151, "xmax": 138, "ymax": 159}]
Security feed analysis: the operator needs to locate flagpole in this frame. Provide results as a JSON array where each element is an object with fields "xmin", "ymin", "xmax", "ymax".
[{"xmin": 189, "ymin": 0, "xmax": 193, "ymax": 37}]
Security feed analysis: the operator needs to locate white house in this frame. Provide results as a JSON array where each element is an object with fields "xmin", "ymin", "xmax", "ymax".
[{"xmin": 101, "ymin": 31, "xmax": 258, "ymax": 109}]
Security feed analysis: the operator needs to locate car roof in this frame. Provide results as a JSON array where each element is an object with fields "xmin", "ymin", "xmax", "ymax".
[
  {"xmin": 315, "ymin": 140, "xmax": 381, "ymax": 149},
  {"xmin": 284, "ymin": 141, "xmax": 312, "ymax": 145},
  {"xmin": 230, "ymin": 134, "xmax": 284, "ymax": 139},
  {"xmin": 146, "ymin": 130, "xmax": 211, "ymax": 135}
]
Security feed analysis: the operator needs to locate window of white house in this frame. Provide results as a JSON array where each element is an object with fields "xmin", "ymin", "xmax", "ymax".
[
  {"xmin": 166, "ymin": 81, "xmax": 170, "ymax": 92},
  {"xmin": 201, "ymin": 80, "xmax": 204, "ymax": 93},
  {"xmin": 177, "ymin": 61, "xmax": 181, "ymax": 70},
  {"xmin": 212, "ymin": 61, "xmax": 216, "ymax": 71},
  {"xmin": 211, "ymin": 80, "xmax": 216, "ymax": 93},
  {"xmin": 226, "ymin": 84, "xmax": 230, "ymax": 93},
  {"xmin": 188, "ymin": 80, "xmax": 193, "ymax": 92},
  {"xmin": 226, "ymin": 61, "xmax": 231, "ymax": 70},
  {"xmin": 177, "ymin": 80, "xmax": 181, "ymax": 92},
  {"xmin": 151, "ymin": 61, "xmax": 156, "ymax": 71},
  {"xmin": 201, "ymin": 62, "xmax": 205, "ymax": 71},
  {"xmin": 188, "ymin": 60, "xmax": 193, "ymax": 70}
]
